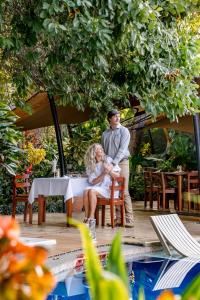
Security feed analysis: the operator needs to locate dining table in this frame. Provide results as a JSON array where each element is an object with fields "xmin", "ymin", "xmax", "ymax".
[{"xmin": 28, "ymin": 176, "xmax": 89, "ymax": 225}]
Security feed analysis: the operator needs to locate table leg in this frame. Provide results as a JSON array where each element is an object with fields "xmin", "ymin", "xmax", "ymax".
[
  {"xmin": 66, "ymin": 198, "xmax": 73, "ymax": 227},
  {"xmin": 38, "ymin": 195, "xmax": 45, "ymax": 225},
  {"xmin": 177, "ymin": 175, "xmax": 182, "ymax": 211},
  {"xmin": 29, "ymin": 203, "xmax": 33, "ymax": 224}
]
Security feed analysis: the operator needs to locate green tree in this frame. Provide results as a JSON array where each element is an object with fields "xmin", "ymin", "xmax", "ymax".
[{"xmin": 0, "ymin": 0, "xmax": 200, "ymax": 119}]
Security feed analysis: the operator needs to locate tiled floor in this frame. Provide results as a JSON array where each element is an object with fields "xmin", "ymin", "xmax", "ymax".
[{"xmin": 15, "ymin": 201, "xmax": 200, "ymax": 258}]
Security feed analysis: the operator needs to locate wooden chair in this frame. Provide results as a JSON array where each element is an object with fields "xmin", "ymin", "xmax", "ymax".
[
  {"xmin": 12, "ymin": 174, "xmax": 31, "ymax": 222},
  {"xmin": 158, "ymin": 172, "xmax": 177, "ymax": 210},
  {"xmin": 12, "ymin": 174, "xmax": 46, "ymax": 224},
  {"xmin": 144, "ymin": 170, "xmax": 160, "ymax": 209},
  {"xmin": 185, "ymin": 171, "xmax": 199, "ymax": 211},
  {"xmin": 95, "ymin": 176, "xmax": 125, "ymax": 228}
]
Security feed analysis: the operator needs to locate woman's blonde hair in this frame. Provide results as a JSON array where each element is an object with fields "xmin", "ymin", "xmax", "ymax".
[{"xmin": 84, "ymin": 143, "xmax": 106, "ymax": 175}]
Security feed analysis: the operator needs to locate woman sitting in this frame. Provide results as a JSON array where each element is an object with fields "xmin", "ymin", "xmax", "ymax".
[{"xmin": 83, "ymin": 143, "xmax": 120, "ymax": 241}]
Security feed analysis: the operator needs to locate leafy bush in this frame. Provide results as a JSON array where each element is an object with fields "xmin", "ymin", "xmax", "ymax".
[
  {"xmin": 167, "ymin": 132, "xmax": 197, "ymax": 170},
  {"xmin": 0, "ymin": 102, "xmax": 22, "ymax": 175},
  {"xmin": 129, "ymin": 172, "xmax": 145, "ymax": 201}
]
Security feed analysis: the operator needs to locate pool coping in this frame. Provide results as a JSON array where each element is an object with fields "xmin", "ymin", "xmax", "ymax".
[{"xmin": 47, "ymin": 240, "xmax": 163, "ymax": 281}]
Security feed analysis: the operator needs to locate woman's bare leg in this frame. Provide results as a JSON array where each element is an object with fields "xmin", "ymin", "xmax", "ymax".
[
  {"xmin": 83, "ymin": 189, "xmax": 90, "ymax": 219},
  {"xmin": 88, "ymin": 189, "xmax": 98, "ymax": 219}
]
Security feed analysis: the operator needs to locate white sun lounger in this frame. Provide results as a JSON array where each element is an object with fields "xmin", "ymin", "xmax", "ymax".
[
  {"xmin": 150, "ymin": 214, "xmax": 200, "ymax": 257},
  {"xmin": 153, "ymin": 257, "xmax": 200, "ymax": 291}
]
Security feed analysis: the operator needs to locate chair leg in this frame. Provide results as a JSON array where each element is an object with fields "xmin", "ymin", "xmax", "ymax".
[
  {"xmin": 102, "ymin": 206, "xmax": 105, "ymax": 226},
  {"xmin": 157, "ymin": 194, "xmax": 161, "ymax": 210},
  {"xmin": 95, "ymin": 207, "xmax": 99, "ymax": 226},
  {"xmin": 12, "ymin": 199, "xmax": 17, "ymax": 218},
  {"xmin": 38, "ymin": 196, "xmax": 45, "ymax": 225},
  {"xmin": 42, "ymin": 200, "xmax": 46, "ymax": 222},
  {"xmin": 163, "ymin": 193, "xmax": 166, "ymax": 210},
  {"xmin": 110, "ymin": 204, "xmax": 115, "ymax": 228},
  {"xmin": 66, "ymin": 198, "xmax": 73, "ymax": 227},
  {"xmin": 144, "ymin": 192, "xmax": 149, "ymax": 208},
  {"xmin": 149, "ymin": 191, "xmax": 153, "ymax": 209},
  {"xmin": 120, "ymin": 205, "xmax": 125, "ymax": 226},
  {"xmin": 24, "ymin": 202, "xmax": 28, "ymax": 222}
]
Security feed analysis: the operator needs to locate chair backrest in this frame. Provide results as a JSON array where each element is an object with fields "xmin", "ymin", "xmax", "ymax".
[
  {"xmin": 13, "ymin": 174, "xmax": 31, "ymax": 196},
  {"xmin": 150, "ymin": 214, "xmax": 200, "ymax": 257},
  {"xmin": 151, "ymin": 172, "xmax": 161, "ymax": 187},
  {"xmin": 143, "ymin": 170, "xmax": 152, "ymax": 190},
  {"xmin": 187, "ymin": 171, "xmax": 199, "ymax": 193},
  {"xmin": 110, "ymin": 176, "xmax": 125, "ymax": 201}
]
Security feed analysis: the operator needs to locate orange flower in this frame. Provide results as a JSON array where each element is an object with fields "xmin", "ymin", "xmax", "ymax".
[
  {"xmin": 0, "ymin": 216, "xmax": 19, "ymax": 240},
  {"xmin": 0, "ymin": 216, "xmax": 55, "ymax": 299},
  {"xmin": 157, "ymin": 290, "xmax": 176, "ymax": 300}
]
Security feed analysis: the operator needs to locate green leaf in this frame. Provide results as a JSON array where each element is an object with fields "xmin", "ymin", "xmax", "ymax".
[
  {"xmin": 106, "ymin": 232, "xmax": 129, "ymax": 289},
  {"xmin": 69, "ymin": 219, "xmax": 129, "ymax": 300},
  {"xmin": 43, "ymin": 2, "xmax": 50, "ymax": 10},
  {"xmin": 182, "ymin": 272, "xmax": 200, "ymax": 299}
]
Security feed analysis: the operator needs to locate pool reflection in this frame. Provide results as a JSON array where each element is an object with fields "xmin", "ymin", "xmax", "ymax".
[{"xmin": 47, "ymin": 256, "xmax": 200, "ymax": 300}]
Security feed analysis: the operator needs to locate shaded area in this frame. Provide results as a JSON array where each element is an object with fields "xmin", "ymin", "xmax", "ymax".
[{"xmin": 13, "ymin": 92, "xmax": 91, "ymax": 131}]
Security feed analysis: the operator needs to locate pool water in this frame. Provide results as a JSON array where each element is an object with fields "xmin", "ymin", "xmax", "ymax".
[{"xmin": 47, "ymin": 254, "xmax": 200, "ymax": 300}]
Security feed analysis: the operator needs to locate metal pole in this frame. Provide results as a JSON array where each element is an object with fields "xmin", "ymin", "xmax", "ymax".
[
  {"xmin": 48, "ymin": 93, "xmax": 66, "ymax": 177},
  {"xmin": 193, "ymin": 113, "xmax": 200, "ymax": 189}
]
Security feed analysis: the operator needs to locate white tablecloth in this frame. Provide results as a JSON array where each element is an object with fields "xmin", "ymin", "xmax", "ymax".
[{"xmin": 28, "ymin": 177, "xmax": 89, "ymax": 204}]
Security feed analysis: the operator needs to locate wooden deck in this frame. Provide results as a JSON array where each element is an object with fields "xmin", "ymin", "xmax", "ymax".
[{"xmin": 15, "ymin": 202, "xmax": 200, "ymax": 258}]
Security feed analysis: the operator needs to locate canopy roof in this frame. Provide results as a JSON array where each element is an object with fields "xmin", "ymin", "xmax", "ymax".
[
  {"xmin": 130, "ymin": 102, "xmax": 197, "ymax": 134},
  {"xmin": 13, "ymin": 92, "xmax": 91, "ymax": 131},
  {"xmin": 145, "ymin": 114, "xmax": 196, "ymax": 133}
]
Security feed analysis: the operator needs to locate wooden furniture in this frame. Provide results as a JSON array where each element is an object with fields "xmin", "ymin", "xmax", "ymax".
[
  {"xmin": 12, "ymin": 174, "xmax": 30, "ymax": 222},
  {"xmin": 144, "ymin": 170, "xmax": 160, "ymax": 209},
  {"xmin": 12, "ymin": 173, "xmax": 46, "ymax": 224},
  {"xmin": 163, "ymin": 171, "xmax": 187, "ymax": 211},
  {"xmin": 185, "ymin": 171, "xmax": 199, "ymax": 211},
  {"xmin": 28, "ymin": 177, "xmax": 88, "ymax": 225},
  {"xmin": 95, "ymin": 176, "xmax": 125, "ymax": 228},
  {"xmin": 158, "ymin": 172, "xmax": 177, "ymax": 210}
]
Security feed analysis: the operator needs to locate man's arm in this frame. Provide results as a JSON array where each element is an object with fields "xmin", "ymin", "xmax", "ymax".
[{"xmin": 112, "ymin": 127, "xmax": 130, "ymax": 165}]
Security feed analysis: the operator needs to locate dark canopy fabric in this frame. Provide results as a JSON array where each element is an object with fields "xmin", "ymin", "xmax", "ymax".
[{"xmin": 13, "ymin": 92, "xmax": 91, "ymax": 131}]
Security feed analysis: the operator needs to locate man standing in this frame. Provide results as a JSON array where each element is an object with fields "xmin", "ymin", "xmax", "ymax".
[{"xmin": 101, "ymin": 109, "xmax": 134, "ymax": 228}]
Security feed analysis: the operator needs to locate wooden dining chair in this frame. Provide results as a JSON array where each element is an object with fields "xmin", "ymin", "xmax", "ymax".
[
  {"xmin": 158, "ymin": 172, "xmax": 177, "ymax": 210},
  {"xmin": 95, "ymin": 176, "xmax": 125, "ymax": 228},
  {"xmin": 144, "ymin": 169, "xmax": 160, "ymax": 209},
  {"xmin": 185, "ymin": 171, "xmax": 199, "ymax": 211},
  {"xmin": 12, "ymin": 173, "xmax": 31, "ymax": 222},
  {"xmin": 12, "ymin": 174, "xmax": 46, "ymax": 224}
]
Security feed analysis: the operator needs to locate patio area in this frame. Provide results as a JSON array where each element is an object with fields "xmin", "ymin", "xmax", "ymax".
[{"xmin": 16, "ymin": 201, "xmax": 200, "ymax": 258}]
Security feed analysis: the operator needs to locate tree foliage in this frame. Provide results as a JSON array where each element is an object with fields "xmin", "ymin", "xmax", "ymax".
[{"xmin": 0, "ymin": 0, "xmax": 200, "ymax": 119}]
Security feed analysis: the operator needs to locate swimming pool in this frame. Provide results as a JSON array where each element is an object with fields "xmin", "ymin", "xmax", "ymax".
[{"xmin": 46, "ymin": 252, "xmax": 200, "ymax": 300}]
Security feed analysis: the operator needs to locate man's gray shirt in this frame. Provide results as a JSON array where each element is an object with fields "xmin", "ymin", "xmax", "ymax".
[{"xmin": 101, "ymin": 124, "xmax": 130, "ymax": 165}]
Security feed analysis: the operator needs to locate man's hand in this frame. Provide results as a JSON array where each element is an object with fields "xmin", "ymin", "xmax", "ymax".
[{"xmin": 103, "ymin": 163, "xmax": 113, "ymax": 174}]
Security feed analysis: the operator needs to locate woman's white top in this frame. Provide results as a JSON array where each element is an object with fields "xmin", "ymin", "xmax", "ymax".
[{"xmin": 85, "ymin": 156, "xmax": 120, "ymax": 198}]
